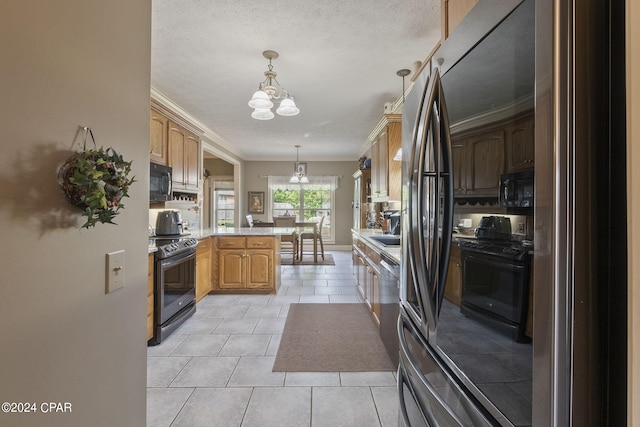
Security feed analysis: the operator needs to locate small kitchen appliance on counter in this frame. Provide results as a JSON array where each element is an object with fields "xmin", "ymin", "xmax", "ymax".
[
  {"xmin": 474, "ymin": 215, "xmax": 512, "ymax": 240},
  {"xmin": 155, "ymin": 210, "xmax": 183, "ymax": 236}
]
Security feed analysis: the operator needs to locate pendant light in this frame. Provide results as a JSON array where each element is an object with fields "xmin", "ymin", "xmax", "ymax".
[
  {"xmin": 248, "ymin": 50, "xmax": 300, "ymax": 120},
  {"xmin": 289, "ymin": 145, "xmax": 309, "ymax": 183},
  {"xmin": 393, "ymin": 68, "xmax": 411, "ymax": 161}
]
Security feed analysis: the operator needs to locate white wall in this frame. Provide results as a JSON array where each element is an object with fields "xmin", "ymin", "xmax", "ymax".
[{"xmin": 0, "ymin": 2, "xmax": 150, "ymax": 426}]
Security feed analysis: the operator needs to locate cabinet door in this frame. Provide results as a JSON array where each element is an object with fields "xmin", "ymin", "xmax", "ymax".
[
  {"xmin": 506, "ymin": 114, "xmax": 535, "ymax": 172},
  {"xmin": 387, "ymin": 121, "xmax": 402, "ymax": 201},
  {"xmin": 452, "ymin": 140, "xmax": 467, "ymax": 195},
  {"xmin": 465, "ymin": 130, "xmax": 505, "ymax": 196},
  {"xmin": 353, "ymin": 174, "xmax": 361, "ymax": 229},
  {"xmin": 246, "ymin": 250, "xmax": 273, "ymax": 290},
  {"xmin": 356, "ymin": 252, "xmax": 367, "ymax": 299},
  {"xmin": 150, "ymin": 110, "xmax": 168, "ymax": 165},
  {"xmin": 196, "ymin": 238, "xmax": 212, "ymax": 301},
  {"xmin": 185, "ymin": 131, "xmax": 200, "ymax": 189},
  {"xmin": 444, "ymin": 245, "xmax": 462, "ymax": 306},
  {"xmin": 168, "ymin": 121, "xmax": 186, "ymax": 188},
  {"xmin": 218, "ymin": 250, "xmax": 246, "ymax": 289},
  {"xmin": 372, "ymin": 130, "xmax": 389, "ymax": 200},
  {"xmin": 370, "ymin": 268, "xmax": 381, "ymax": 327}
]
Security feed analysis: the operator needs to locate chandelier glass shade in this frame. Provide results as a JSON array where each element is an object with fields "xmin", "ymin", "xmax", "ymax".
[
  {"xmin": 248, "ymin": 50, "xmax": 300, "ymax": 120},
  {"xmin": 289, "ymin": 145, "xmax": 309, "ymax": 183}
]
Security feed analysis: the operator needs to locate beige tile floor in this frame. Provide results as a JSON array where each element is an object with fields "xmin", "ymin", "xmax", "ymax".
[{"xmin": 147, "ymin": 250, "xmax": 399, "ymax": 427}]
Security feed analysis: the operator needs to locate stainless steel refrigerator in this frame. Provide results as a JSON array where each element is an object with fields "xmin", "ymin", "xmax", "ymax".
[{"xmin": 397, "ymin": 0, "xmax": 627, "ymax": 425}]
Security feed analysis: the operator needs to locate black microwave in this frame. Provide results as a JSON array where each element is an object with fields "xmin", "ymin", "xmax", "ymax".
[
  {"xmin": 150, "ymin": 162, "xmax": 172, "ymax": 202},
  {"xmin": 500, "ymin": 170, "xmax": 533, "ymax": 209}
]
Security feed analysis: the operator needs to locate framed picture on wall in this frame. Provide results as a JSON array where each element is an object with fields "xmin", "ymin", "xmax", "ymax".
[
  {"xmin": 295, "ymin": 162, "xmax": 307, "ymax": 176},
  {"xmin": 248, "ymin": 191, "xmax": 264, "ymax": 214}
]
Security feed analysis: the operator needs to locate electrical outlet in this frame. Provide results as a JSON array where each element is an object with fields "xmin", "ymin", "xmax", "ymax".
[{"xmin": 106, "ymin": 250, "xmax": 125, "ymax": 293}]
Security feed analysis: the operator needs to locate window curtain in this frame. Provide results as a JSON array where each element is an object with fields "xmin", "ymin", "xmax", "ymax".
[{"xmin": 266, "ymin": 176, "xmax": 339, "ymax": 191}]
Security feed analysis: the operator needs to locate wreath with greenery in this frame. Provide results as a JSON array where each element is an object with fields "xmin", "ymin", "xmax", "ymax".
[{"xmin": 59, "ymin": 146, "xmax": 135, "ymax": 228}]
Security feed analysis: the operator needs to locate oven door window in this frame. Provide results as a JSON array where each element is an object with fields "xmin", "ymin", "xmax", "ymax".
[
  {"xmin": 461, "ymin": 253, "xmax": 528, "ymax": 323},
  {"xmin": 157, "ymin": 251, "xmax": 196, "ymax": 324}
]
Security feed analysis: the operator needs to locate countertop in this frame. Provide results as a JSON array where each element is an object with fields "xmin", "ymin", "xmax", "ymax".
[
  {"xmin": 149, "ymin": 227, "xmax": 298, "ymax": 254},
  {"xmin": 351, "ymin": 228, "xmax": 401, "ymax": 265}
]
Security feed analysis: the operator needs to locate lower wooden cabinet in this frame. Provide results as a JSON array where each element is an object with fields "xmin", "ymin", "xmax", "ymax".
[
  {"xmin": 196, "ymin": 237, "xmax": 212, "ymax": 302},
  {"xmin": 214, "ymin": 236, "xmax": 280, "ymax": 294},
  {"xmin": 352, "ymin": 233, "xmax": 382, "ymax": 327},
  {"xmin": 444, "ymin": 244, "xmax": 462, "ymax": 306},
  {"xmin": 147, "ymin": 254, "xmax": 154, "ymax": 341}
]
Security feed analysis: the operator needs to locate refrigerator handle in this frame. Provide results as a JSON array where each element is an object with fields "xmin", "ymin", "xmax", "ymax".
[
  {"xmin": 410, "ymin": 71, "xmax": 438, "ymax": 330},
  {"xmin": 435, "ymin": 75, "xmax": 454, "ymax": 312}
]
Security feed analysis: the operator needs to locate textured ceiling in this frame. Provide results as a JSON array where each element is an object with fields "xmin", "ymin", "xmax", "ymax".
[{"xmin": 151, "ymin": 0, "xmax": 441, "ymax": 161}]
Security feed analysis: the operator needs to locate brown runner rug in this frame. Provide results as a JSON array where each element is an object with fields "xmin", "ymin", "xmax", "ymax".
[
  {"xmin": 282, "ymin": 253, "xmax": 335, "ymax": 266},
  {"xmin": 273, "ymin": 303, "xmax": 395, "ymax": 372}
]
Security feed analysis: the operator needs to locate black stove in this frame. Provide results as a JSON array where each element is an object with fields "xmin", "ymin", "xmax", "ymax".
[
  {"xmin": 457, "ymin": 238, "xmax": 531, "ymax": 261},
  {"xmin": 152, "ymin": 237, "xmax": 198, "ymax": 259}
]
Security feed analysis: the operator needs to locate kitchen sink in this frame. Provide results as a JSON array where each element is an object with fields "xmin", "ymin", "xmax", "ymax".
[{"xmin": 368, "ymin": 234, "xmax": 401, "ymax": 246}]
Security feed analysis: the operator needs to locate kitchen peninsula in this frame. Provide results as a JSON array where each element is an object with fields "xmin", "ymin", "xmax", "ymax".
[{"xmin": 191, "ymin": 227, "xmax": 295, "ymax": 296}]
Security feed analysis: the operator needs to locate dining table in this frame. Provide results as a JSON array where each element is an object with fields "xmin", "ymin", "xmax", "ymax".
[{"xmin": 253, "ymin": 220, "xmax": 321, "ymax": 262}]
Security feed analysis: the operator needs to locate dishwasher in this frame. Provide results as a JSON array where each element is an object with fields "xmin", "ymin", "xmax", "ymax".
[{"xmin": 379, "ymin": 252, "xmax": 400, "ymax": 366}]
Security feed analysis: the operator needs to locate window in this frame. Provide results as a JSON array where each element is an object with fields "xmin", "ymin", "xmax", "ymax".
[
  {"xmin": 214, "ymin": 189, "xmax": 235, "ymax": 227},
  {"xmin": 267, "ymin": 176, "xmax": 338, "ymax": 243}
]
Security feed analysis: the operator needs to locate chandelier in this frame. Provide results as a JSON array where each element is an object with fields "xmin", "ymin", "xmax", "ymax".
[
  {"xmin": 248, "ymin": 50, "xmax": 300, "ymax": 120},
  {"xmin": 289, "ymin": 145, "xmax": 309, "ymax": 183}
]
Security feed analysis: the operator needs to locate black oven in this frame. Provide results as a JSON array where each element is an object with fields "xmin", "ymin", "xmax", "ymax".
[
  {"xmin": 458, "ymin": 239, "xmax": 531, "ymax": 343},
  {"xmin": 149, "ymin": 237, "xmax": 197, "ymax": 345}
]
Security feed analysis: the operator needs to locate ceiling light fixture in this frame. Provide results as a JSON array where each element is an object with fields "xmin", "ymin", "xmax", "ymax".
[
  {"xmin": 289, "ymin": 145, "xmax": 309, "ymax": 183},
  {"xmin": 394, "ymin": 68, "xmax": 411, "ymax": 161},
  {"xmin": 248, "ymin": 50, "xmax": 300, "ymax": 120}
]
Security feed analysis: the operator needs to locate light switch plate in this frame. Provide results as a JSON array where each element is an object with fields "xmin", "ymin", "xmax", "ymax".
[{"xmin": 106, "ymin": 250, "xmax": 125, "ymax": 293}]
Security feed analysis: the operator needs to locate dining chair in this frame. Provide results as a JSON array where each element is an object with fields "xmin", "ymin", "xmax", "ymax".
[
  {"xmin": 274, "ymin": 216, "xmax": 298, "ymax": 262},
  {"xmin": 245, "ymin": 215, "xmax": 253, "ymax": 228},
  {"xmin": 298, "ymin": 216, "xmax": 325, "ymax": 262}
]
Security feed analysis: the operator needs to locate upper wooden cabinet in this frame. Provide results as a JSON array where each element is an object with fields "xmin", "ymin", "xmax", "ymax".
[
  {"xmin": 506, "ymin": 112, "xmax": 535, "ymax": 172},
  {"xmin": 442, "ymin": 0, "xmax": 479, "ymax": 40},
  {"xmin": 370, "ymin": 114, "xmax": 402, "ymax": 202},
  {"xmin": 150, "ymin": 109, "xmax": 168, "ymax": 165},
  {"xmin": 451, "ymin": 110, "xmax": 534, "ymax": 198},
  {"xmin": 353, "ymin": 168, "xmax": 371, "ymax": 229},
  {"xmin": 452, "ymin": 129, "xmax": 505, "ymax": 197},
  {"xmin": 168, "ymin": 120, "xmax": 199, "ymax": 192}
]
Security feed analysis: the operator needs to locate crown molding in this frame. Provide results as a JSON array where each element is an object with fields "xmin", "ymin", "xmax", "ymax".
[
  {"xmin": 367, "ymin": 113, "xmax": 402, "ymax": 142},
  {"xmin": 150, "ymin": 87, "xmax": 245, "ymax": 159}
]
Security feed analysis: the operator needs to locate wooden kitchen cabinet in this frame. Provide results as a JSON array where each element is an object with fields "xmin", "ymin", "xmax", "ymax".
[
  {"xmin": 442, "ymin": 0, "xmax": 479, "ymax": 40},
  {"xmin": 444, "ymin": 243, "xmax": 462, "ymax": 306},
  {"xmin": 369, "ymin": 264, "xmax": 381, "ymax": 327},
  {"xmin": 370, "ymin": 114, "xmax": 402, "ymax": 202},
  {"xmin": 168, "ymin": 120, "xmax": 200, "ymax": 192},
  {"xmin": 352, "ymin": 168, "xmax": 371, "ymax": 229},
  {"xmin": 452, "ymin": 128, "xmax": 505, "ymax": 197},
  {"xmin": 506, "ymin": 111, "xmax": 535, "ymax": 172},
  {"xmin": 195, "ymin": 237, "xmax": 212, "ymax": 302},
  {"xmin": 352, "ymin": 232, "xmax": 382, "ymax": 327},
  {"xmin": 147, "ymin": 254, "xmax": 155, "ymax": 341},
  {"xmin": 150, "ymin": 109, "xmax": 169, "ymax": 165},
  {"xmin": 215, "ymin": 236, "xmax": 279, "ymax": 293}
]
